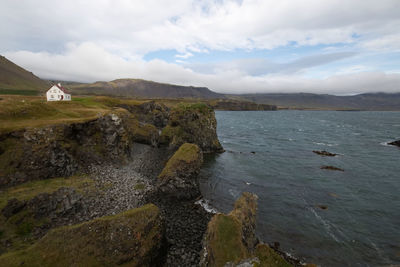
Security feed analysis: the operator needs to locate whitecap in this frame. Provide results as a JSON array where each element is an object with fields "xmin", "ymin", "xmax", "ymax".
[
  {"xmin": 195, "ymin": 199, "xmax": 218, "ymax": 214},
  {"xmin": 309, "ymin": 208, "xmax": 341, "ymax": 243},
  {"xmin": 228, "ymin": 188, "xmax": 240, "ymax": 198},
  {"xmin": 313, "ymin": 142, "xmax": 337, "ymax": 147}
]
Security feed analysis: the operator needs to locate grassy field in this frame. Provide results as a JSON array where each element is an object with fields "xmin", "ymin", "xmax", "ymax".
[
  {"xmin": 0, "ymin": 94, "xmax": 218, "ymax": 135},
  {"xmin": 0, "ymin": 95, "xmax": 144, "ymax": 134}
]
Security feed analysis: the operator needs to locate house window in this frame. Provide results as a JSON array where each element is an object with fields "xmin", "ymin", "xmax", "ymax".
[{"xmin": 51, "ymin": 95, "xmax": 54, "ymax": 98}]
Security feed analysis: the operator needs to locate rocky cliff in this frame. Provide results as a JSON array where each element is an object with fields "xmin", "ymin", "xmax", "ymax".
[
  {"xmin": 0, "ymin": 100, "xmax": 222, "ymax": 188},
  {"xmin": 210, "ymin": 100, "xmax": 277, "ymax": 111},
  {"xmin": 160, "ymin": 103, "xmax": 223, "ymax": 153},
  {"xmin": 0, "ymin": 97, "xmax": 295, "ymax": 267},
  {"xmin": 0, "ymin": 204, "xmax": 166, "ymax": 266}
]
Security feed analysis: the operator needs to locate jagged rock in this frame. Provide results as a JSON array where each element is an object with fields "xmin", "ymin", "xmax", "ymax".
[
  {"xmin": 312, "ymin": 150, "xmax": 337, "ymax": 157},
  {"xmin": 27, "ymin": 187, "xmax": 85, "ymax": 219},
  {"xmin": 201, "ymin": 192, "xmax": 292, "ymax": 267},
  {"xmin": 388, "ymin": 140, "xmax": 400, "ymax": 147},
  {"xmin": 160, "ymin": 103, "xmax": 223, "ymax": 153},
  {"xmin": 119, "ymin": 101, "xmax": 170, "ymax": 128},
  {"xmin": 157, "ymin": 143, "xmax": 203, "ymax": 200},
  {"xmin": 1, "ymin": 198, "xmax": 26, "ymax": 219},
  {"xmin": 0, "ymin": 204, "xmax": 166, "ymax": 266}
]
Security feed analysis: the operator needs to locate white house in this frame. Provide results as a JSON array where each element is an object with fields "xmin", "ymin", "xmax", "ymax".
[{"xmin": 46, "ymin": 83, "xmax": 71, "ymax": 101}]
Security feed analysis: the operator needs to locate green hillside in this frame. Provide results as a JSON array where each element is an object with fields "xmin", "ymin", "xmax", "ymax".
[{"xmin": 0, "ymin": 56, "xmax": 48, "ymax": 95}]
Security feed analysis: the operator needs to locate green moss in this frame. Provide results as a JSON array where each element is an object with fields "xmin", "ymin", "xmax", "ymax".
[
  {"xmin": 160, "ymin": 125, "xmax": 183, "ymax": 144},
  {"xmin": 0, "ymin": 175, "xmax": 95, "ymax": 253},
  {"xmin": 254, "ymin": 244, "xmax": 292, "ymax": 267},
  {"xmin": 0, "ymin": 137, "xmax": 24, "ymax": 176},
  {"xmin": 207, "ymin": 214, "xmax": 248, "ymax": 267},
  {"xmin": 0, "ymin": 175, "xmax": 94, "ymax": 211},
  {"xmin": 176, "ymin": 102, "xmax": 211, "ymax": 114},
  {"xmin": 0, "ymin": 204, "xmax": 162, "ymax": 267},
  {"xmin": 158, "ymin": 143, "xmax": 201, "ymax": 179}
]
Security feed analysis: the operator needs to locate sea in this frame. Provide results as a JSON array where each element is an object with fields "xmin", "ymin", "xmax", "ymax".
[{"xmin": 198, "ymin": 110, "xmax": 400, "ymax": 266}]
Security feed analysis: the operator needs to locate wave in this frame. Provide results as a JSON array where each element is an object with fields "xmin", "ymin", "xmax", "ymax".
[
  {"xmin": 313, "ymin": 142, "xmax": 338, "ymax": 147},
  {"xmin": 195, "ymin": 198, "xmax": 218, "ymax": 214}
]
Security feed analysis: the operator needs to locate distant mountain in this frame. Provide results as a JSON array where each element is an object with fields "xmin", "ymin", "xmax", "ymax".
[
  {"xmin": 69, "ymin": 79, "xmax": 224, "ymax": 99},
  {"xmin": 0, "ymin": 55, "xmax": 48, "ymax": 94},
  {"xmin": 241, "ymin": 92, "xmax": 400, "ymax": 111}
]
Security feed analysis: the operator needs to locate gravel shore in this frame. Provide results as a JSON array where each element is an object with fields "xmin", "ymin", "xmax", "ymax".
[{"xmin": 83, "ymin": 143, "xmax": 212, "ymax": 266}]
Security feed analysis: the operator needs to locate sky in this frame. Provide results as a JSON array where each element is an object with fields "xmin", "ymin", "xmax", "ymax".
[{"xmin": 1, "ymin": 0, "xmax": 400, "ymax": 95}]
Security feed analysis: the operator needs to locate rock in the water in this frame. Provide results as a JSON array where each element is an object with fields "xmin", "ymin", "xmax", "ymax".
[
  {"xmin": 0, "ymin": 204, "xmax": 166, "ymax": 267},
  {"xmin": 388, "ymin": 140, "xmax": 400, "ymax": 147},
  {"xmin": 321, "ymin": 165, "xmax": 344, "ymax": 171},
  {"xmin": 158, "ymin": 143, "xmax": 203, "ymax": 200},
  {"xmin": 201, "ymin": 192, "xmax": 292, "ymax": 267},
  {"xmin": 313, "ymin": 150, "xmax": 337, "ymax": 157}
]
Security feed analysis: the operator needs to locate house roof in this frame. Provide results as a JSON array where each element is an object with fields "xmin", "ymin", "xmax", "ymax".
[{"xmin": 54, "ymin": 83, "xmax": 70, "ymax": 94}]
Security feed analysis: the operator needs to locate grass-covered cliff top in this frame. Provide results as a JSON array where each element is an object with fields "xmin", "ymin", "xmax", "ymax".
[
  {"xmin": 0, "ymin": 95, "xmax": 145, "ymax": 134},
  {"xmin": 0, "ymin": 95, "xmax": 219, "ymax": 135}
]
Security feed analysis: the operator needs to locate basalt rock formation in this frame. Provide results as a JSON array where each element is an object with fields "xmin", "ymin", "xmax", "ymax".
[
  {"xmin": 201, "ymin": 192, "xmax": 292, "ymax": 267},
  {"xmin": 160, "ymin": 103, "xmax": 224, "ymax": 153},
  {"xmin": 157, "ymin": 143, "xmax": 203, "ymax": 200},
  {"xmin": 0, "ymin": 102, "xmax": 222, "ymax": 188},
  {"xmin": 0, "ymin": 204, "xmax": 166, "ymax": 267}
]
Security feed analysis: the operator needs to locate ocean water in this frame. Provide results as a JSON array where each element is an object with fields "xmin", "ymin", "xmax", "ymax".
[{"xmin": 199, "ymin": 111, "xmax": 400, "ymax": 266}]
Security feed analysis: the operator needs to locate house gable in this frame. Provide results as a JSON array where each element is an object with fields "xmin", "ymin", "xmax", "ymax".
[{"xmin": 46, "ymin": 83, "xmax": 71, "ymax": 101}]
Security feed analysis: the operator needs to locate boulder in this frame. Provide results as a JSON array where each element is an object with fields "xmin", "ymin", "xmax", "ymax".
[
  {"xmin": 158, "ymin": 143, "xmax": 203, "ymax": 199},
  {"xmin": 0, "ymin": 204, "xmax": 166, "ymax": 267},
  {"xmin": 201, "ymin": 192, "xmax": 292, "ymax": 267}
]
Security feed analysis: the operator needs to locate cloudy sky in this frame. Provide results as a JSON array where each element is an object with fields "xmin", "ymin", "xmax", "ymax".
[{"xmin": 1, "ymin": 0, "xmax": 400, "ymax": 95}]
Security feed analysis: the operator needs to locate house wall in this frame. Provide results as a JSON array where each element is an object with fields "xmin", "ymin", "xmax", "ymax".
[{"xmin": 46, "ymin": 86, "xmax": 71, "ymax": 101}]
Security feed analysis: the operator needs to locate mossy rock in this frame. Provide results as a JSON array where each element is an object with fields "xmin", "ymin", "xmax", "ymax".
[
  {"xmin": 158, "ymin": 143, "xmax": 203, "ymax": 199},
  {"xmin": 254, "ymin": 244, "xmax": 292, "ymax": 267},
  {"xmin": 0, "ymin": 204, "xmax": 165, "ymax": 267},
  {"xmin": 203, "ymin": 214, "xmax": 249, "ymax": 267},
  {"xmin": 202, "ymin": 193, "xmax": 292, "ymax": 267},
  {"xmin": 159, "ymin": 103, "xmax": 223, "ymax": 153}
]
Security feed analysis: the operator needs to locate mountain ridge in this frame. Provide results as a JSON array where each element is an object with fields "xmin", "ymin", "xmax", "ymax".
[
  {"xmin": 0, "ymin": 55, "xmax": 48, "ymax": 94},
  {"xmin": 69, "ymin": 78, "xmax": 224, "ymax": 99},
  {"xmin": 240, "ymin": 92, "xmax": 400, "ymax": 110}
]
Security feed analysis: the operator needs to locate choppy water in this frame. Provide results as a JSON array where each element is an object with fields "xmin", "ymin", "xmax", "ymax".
[{"xmin": 199, "ymin": 111, "xmax": 400, "ymax": 266}]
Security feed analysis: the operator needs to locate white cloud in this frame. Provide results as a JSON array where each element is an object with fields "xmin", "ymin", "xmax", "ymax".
[
  {"xmin": 1, "ymin": 0, "xmax": 400, "ymax": 94},
  {"xmin": 1, "ymin": 0, "xmax": 400, "ymax": 55},
  {"xmin": 5, "ymin": 43, "xmax": 400, "ymax": 95},
  {"xmin": 175, "ymin": 52, "xmax": 194, "ymax": 59}
]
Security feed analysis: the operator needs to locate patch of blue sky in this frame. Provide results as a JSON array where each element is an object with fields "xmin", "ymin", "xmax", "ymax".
[
  {"xmin": 302, "ymin": 51, "xmax": 400, "ymax": 79},
  {"xmin": 143, "ymin": 42, "xmax": 352, "ymax": 65}
]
